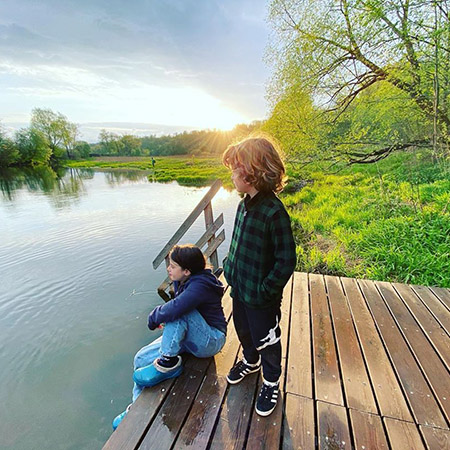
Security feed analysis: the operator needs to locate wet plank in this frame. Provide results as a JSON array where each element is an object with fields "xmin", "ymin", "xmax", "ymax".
[
  {"xmin": 325, "ymin": 276, "xmax": 377, "ymax": 413},
  {"xmin": 341, "ymin": 277, "xmax": 412, "ymax": 422},
  {"xmin": 358, "ymin": 279, "xmax": 447, "ymax": 428},
  {"xmin": 208, "ymin": 372, "xmax": 259, "ymax": 450},
  {"xmin": 282, "ymin": 394, "xmax": 315, "ymax": 450},
  {"xmin": 103, "ymin": 378, "xmax": 176, "ymax": 450},
  {"xmin": 317, "ymin": 401, "xmax": 351, "ymax": 450},
  {"xmin": 286, "ymin": 272, "xmax": 312, "ymax": 398},
  {"xmin": 384, "ymin": 418, "xmax": 426, "ymax": 450},
  {"xmin": 138, "ymin": 367, "xmax": 205, "ymax": 449},
  {"xmin": 377, "ymin": 281, "xmax": 450, "ymax": 423},
  {"xmin": 420, "ymin": 425, "xmax": 450, "ymax": 450},
  {"xmin": 310, "ymin": 273, "xmax": 343, "ymax": 406},
  {"xmin": 349, "ymin": 409, "xmax": 389, "ymax": 449},
  {"xmin": 394, "ymin": 283, "xmax": 450, "ymax": 370},
  {"xmin": 173, "ymin": 370, "xmax": 228, "ymax": 449}
]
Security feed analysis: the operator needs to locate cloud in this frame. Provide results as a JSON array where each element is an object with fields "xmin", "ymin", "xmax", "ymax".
[{"xmin": 0, "ymin": 0, "xmax": 270, "ymax": 130}]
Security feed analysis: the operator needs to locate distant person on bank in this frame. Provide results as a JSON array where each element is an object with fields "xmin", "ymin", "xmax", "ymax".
[{"xmin": 112, "ymin": 244, "xmax": 227, "ymax": 430}]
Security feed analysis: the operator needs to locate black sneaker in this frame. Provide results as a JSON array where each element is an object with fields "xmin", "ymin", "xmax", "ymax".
[
  {"xmin": 226, "ymin": 357, "xmax": 261, "ymax": 384},
  {"xmin": 255, "ymin": 380, "xmax": 280, "ymax": 416}
]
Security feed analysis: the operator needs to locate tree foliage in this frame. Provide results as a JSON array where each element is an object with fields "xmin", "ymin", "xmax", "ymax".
[
  {"xmin": 15, "ymin": 128, "xmax": 52, "ymax": 166},
  {"xmin": 0, "ymin": 128, "xmax": 19, "ymax": 168},
  {"xmin": 31, "ymin": 108, "xmax": 79, "ymax": 160},
  {"xmin": 268, "ymin": 0, "xmax": 450, "ymax": 162}
]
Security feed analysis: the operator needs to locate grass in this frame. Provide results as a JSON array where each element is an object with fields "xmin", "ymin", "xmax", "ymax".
[
  {"xmin": 67, "ymin": 153, "xmax": 450, "ymax": 287},
  {"xmin": 284, "ymin": 157, "xmax": 450, "ymax": 287},
  {"xmin": 66, "ymin": 156, "xmax": 234, "ymax": 188}
]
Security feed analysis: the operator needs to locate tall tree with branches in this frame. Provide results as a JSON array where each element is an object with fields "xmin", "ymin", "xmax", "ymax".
[{"xmin": 268, "ymin": 0, "xmax": 450, "ymax": 162}]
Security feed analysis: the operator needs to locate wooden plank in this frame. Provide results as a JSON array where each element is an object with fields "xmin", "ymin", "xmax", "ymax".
[
  {"xmin": 138, "ymin": 367, "xmax": 205, "ymax": 450},
  {"xmin": 349, "ymin": 409, "xmax": 389, "ymax": 449},
  {"xmin": 394, "ymin": 283, "xmax": 450, "ymax": 370},
  {"xmin": 208, "ymin": 372, "xmax": 259, "ymax": 450},
  {"xmin": 286, "ymin": 272, "xmax": 312, "ymax": 398},
  {"xmin": 310, "ymin": 273, "xmax": 343, "ymax": 406},
  {"xmin": 246, "ymin": 363, "xmax": 287, "ymax": 450},
  {"xmin": 173, "ymin": 292, "xmax": 240, "ymax": 449},
  {"xmin": 430, "ymin": 287, "xmax": 450, "ymax": 311},
  {"xmin": 420, "ymin": 425, "xmax": 450, "ymax": 450},
  {"xmin": 411, "ymin": 285, "xmax": 450, "ymax": 337},
  {"xmin": 195, "ymin": 213, "xmax": 224, "ymax": 250},
  {"xmin": 152, "ymin": 179, "xmax": 222, "ymax": 269},
  {"xmin": 377, "ymin": 281, "xmax": 450, "ymax": 423},
  {"xmin": 282, "ymin": 394, "xmax": 315, "ymax": 450},
  {"xmin": 384, "ymin": 418, "xmax": 426, "ymax": 450},
  {"xmin": 280, "ymin": 277, "xmax": 293, "ymax": 360},
  {"xmin": 341, "ymin": 277, "xmax": 412, "ymax": 422},
  {"xmin": 317, "ymin": 401, "xmax": 351, "ymax": 450},
  {"xmin": 358, "ymin": 279, "xmax": 447, "ymax": 428},
  {"xmin": 173, "ymin": 372, "xmax": 228, "ymax": 449},
  {"xmin": 103, "ymin": 378, "xmax": 177, "ymax": 450},
  {"xmin": 325, "ymin": 276, "xmax": 377, "ymax": 414},
  {"xmin": 204, "ymin": 202, "xmax": 219, "ymax": 270}
]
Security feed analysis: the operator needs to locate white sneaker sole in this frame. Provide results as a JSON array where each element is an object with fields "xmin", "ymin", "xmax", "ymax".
[
  {"xmin": 226, "ymin": 365, "xmax": 261, "ymax": 384},
  {"xmin": 255, "ymin": 402, "xmax": 277, "ymax": 417}
]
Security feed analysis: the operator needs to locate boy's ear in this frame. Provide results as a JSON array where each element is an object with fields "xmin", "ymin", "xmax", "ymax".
[{"xmin": 183, "ymin": 268, "xmax": 192, "ymax": 277}]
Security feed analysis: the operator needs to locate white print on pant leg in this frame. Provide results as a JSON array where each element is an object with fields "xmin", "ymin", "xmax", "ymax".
[{"xmin": 256, "ymin": 315, "xmax": 281, "ymax": 351}]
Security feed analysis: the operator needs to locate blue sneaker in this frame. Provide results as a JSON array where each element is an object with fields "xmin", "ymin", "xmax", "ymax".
[
  {"xmin": 133, "ymin": 356, "xmax": 183, "ymax": 387},
  {"xmin": 112, "ymin": 404, "xmax": 131, "ymax": 430}
]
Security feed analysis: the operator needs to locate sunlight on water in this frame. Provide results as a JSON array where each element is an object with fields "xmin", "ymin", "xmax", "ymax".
[{"xmin": 0, "ymin": 168, "xmax": 239, "ymax": 450}]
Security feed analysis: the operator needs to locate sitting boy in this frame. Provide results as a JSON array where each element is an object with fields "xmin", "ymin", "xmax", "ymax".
[{"xmin": 113, "ymin": 244, "xmax": 227, "ymax": 430}]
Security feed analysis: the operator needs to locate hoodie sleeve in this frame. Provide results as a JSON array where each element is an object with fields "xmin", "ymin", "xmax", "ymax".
[{"xmin": 147, "ymin": 278, "xmax": 208, "ymax": 330}]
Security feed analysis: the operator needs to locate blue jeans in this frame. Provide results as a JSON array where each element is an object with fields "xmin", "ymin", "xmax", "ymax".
[{"xmin": 132, "ymin": 309, "xmax": 226, "ymax": 401}]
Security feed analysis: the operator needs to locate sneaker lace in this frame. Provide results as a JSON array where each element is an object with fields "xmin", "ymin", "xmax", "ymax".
[{"xmin": 259, "ymin": 383, "xmax": 271, "ymax": 401}]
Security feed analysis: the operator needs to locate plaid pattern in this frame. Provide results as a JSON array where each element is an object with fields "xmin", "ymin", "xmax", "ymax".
[{"xmin": 224, "ymin": 191, "xmax": 296, "ymax": 308}]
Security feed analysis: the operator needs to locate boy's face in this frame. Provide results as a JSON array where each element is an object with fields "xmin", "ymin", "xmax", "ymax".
[
  {"xmin": 167, "ymin": 259, "xmax": 191, "ymax": 282},
  {"xmin": 231, "ymin": 167, "xmax": 253, "ymax": 194}
]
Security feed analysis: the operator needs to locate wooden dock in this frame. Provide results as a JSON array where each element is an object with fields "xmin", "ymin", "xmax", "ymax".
[{"xmin": 103, "ymin": 272, "xmax": 450, "ymax": 449}]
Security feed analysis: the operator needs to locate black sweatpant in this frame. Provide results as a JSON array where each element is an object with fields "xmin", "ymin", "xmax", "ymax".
[{"xmin": 232, "ymin": 298, "xmax": 282, "ymax": 383}]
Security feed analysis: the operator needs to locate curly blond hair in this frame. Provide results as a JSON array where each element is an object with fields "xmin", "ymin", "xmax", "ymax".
[{"xmin": 222, "ymin": 134, "xmax": 287, "ymax": 193}]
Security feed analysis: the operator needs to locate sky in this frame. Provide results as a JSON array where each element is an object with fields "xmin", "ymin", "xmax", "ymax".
[{"xmin": 0, "ymin": 0, "xmax": 272, "ymax": 141}]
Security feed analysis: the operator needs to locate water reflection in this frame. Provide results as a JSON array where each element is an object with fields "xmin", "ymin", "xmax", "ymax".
[{"xmin": 0, "ymin": 167, "xmax": 153, "ymax": 207}]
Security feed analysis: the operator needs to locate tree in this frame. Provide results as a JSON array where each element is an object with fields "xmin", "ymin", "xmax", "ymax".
[
  {"xmin": 31, "ymin": 108, "xmax": 79, "ymax": 160},
  {"xmin": 99, "ymin": 130, "xmax": 123, "ymax": 155},
  {"xmin": 15, "ymin": 128, "xmax": 52, "ymax": 166},
  {"xmin": 73, "ymin": 141, "xmax": 91, "ymax": 159},
  {"xmin": 0, "ymin": 128, "xmax": 19, "ymax": 167},
  {"xmin": 119, "ymin": 134, "xmax": 141, "ymax": 155},
  {"xmin": 268, "ymin": 0, "xmax": 450, "ymax": 162}
]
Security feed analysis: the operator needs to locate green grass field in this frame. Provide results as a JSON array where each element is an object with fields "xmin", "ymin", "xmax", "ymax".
[{"xmin": 67, "ymin": 153, "xmax": 450, "ymax": 287}]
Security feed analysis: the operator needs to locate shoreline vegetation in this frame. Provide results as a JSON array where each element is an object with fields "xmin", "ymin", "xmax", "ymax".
[{"xmin": 65, "ymin": 154, "xmax": 450, "ymax": 289}]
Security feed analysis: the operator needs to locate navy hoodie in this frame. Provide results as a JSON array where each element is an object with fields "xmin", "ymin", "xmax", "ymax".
[{"xmin": 147, "ymin": 269, "xmax": 227, "ymax": 334}]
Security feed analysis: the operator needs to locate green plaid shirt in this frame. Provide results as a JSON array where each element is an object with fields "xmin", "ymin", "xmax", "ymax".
[{"xmin": 223, "ymin": 191, "xmax": 296, "ymax": 308}]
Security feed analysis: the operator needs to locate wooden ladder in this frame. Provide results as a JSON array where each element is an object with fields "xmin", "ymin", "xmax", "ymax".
[{"xmin": 152, "ymin": 179, "xmax": 225, "ymax": 301}]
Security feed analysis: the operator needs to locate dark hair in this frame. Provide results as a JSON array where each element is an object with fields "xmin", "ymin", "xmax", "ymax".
[{"xmin": 169, "ymin": 244, "xmax": 206, "ymax": 275}]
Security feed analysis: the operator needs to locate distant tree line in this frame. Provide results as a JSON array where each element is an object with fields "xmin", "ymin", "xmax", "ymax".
[{"xmin": 0, "ymin": 108, "xmax": 261, "ymax": 168}]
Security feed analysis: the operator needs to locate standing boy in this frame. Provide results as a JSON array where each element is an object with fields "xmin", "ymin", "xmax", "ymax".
[{"xmin": 222, "ymin": 136, "xmax": 296, "ymax": 417}]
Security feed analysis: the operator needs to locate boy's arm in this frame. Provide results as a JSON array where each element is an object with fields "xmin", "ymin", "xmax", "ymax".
[
  {"xmin": 147, "ymin": 279, "xmax": 214, "ymax": 330},
  {"xmin": 261, "ymin": 208, "xmax": 297, "ymax": 297}
]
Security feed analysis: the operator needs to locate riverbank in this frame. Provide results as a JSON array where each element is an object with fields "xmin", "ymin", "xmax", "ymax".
[{"xmin": 65, "ymin": 154, "xmax": 450, "ymax": 287}]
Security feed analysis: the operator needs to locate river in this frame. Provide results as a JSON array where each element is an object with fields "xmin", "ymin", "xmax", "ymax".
[{"xmin": 0, "ymin": 167, "xmax": 239, "ymax": 450}]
